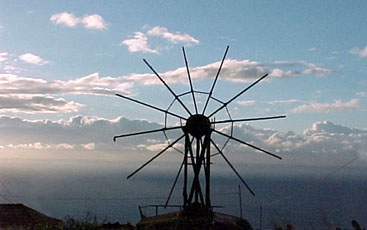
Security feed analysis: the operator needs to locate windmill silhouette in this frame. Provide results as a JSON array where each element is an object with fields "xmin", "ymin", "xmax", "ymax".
[{"xmin": 114, "ymin": 46, "xmax": 284, "ymax": 217}]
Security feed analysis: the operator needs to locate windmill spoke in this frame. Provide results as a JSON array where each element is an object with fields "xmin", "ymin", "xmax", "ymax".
[
  {"xmin": 211, "ymin": 139, "xmax": 255, "ymax": 196},
  {"xmin": 212, "ymin": 115, "xmax": 286, "ymax": 125},
  {"xmin": 209, "ymin": 73, "xmax": 269, "ymax": 118},
  {"xmin": 114, "ymin": 126, "xmax": 183, "ymax": 141},
  {"xmin": 213, "ymin": 129, "xmax": 282, "ymax": 160},
  {"xmin": 182, "ymin": 47, "xmax": 198, "ymax": 114},
  {"xmin": 115, "ymin": 93, "xmax": 186, "ymax": 120},
  {"xmin": 202, "ymin": 46, "xmax": 229, "ymax": 115},
  {"xmin": 143, "ymin": 59, "xmax": 192, "ymax": 116},
  {"xmin": 127, "ymin": 134, "xmax": 185, "ymax": 179},
  {"xmin": 165, "ymin": 159, "xmax": 185, "ymax": 208}
]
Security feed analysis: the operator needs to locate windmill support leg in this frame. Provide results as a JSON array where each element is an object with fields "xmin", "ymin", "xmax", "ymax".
[
  {"xmin": 205, "ymin": 133, "xmax": 211, "ymax": 208},
  {"xmin": 183, "ymin": 134, "xmax": 189, "ymax": 207}
]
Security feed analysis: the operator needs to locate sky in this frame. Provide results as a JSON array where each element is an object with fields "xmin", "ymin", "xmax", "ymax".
[{"xmin": 0, "ymin": 0, "xmax": 367, "ymax": 219}]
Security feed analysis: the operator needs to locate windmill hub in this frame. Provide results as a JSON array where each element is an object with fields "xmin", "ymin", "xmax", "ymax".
[{"xmin": 184, "ymin": 114, "xmax": 211, "ymax": 138}]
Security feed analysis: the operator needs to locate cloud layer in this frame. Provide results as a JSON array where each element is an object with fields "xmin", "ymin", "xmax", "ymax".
[
  {"xmin": 0, "ymin": 55, "xmax": 332, "ymax": 114},
  {"xmin": 0, "ymin": 73, "xmax": 133, "ymax": 113},
  {"xmin": 1, "ymin": 115, "xmax": 366, "ymax": 164},
  {"xmin": 127, "ymin": 59, "xmax": 332, "ymax": 84}
]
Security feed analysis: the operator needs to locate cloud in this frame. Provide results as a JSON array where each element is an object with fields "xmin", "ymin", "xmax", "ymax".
[
  {"xmin": 237, "ymin": 100, "xmax": 257, "ymax": 106},
  {"xmin": 268, "ymin": 99, "xmax": 299, "ymax": 104},
  {"xmin": 121, "ymin": 32, "xmax": 158, "ymax": 54},
  {"xmin": 0, "ymin": 52, "xmax": 7, "ymax": 62},
  {"xmin": 302, "ymin": 67, "xmax": 332, "ymax": 77},
  {"xmin": 0, "ymin": 58, "xmax": 330, "ymax": 114},
  {"xmin": 7, "ymin": 142, "xmax": 75, "ymax": 150},
  {"xmin": 127, "ymin": 59, "xmax": 332, "ymax": 85},
  {"xmin": 356, "ymin": 92, "xmax": 366, "ymax": 97},
  {"xmin": 0, "ymin": 73, "xmax": 133, "ymax": 114},
  {"xmin": 147, "ymin": 26, "xmax": 199, "ymax": 45},
  {"xmin": 0, "ymin": 95, "xmax": 83, "ymax": 113},
  {"xmin": 237, "ymin": 99, "xmax": 299, "ymax": 106},
  {"xmin": 81, "ymin": 14, "xmax": 108, "ymax": 30},
  {"xmin": 349, "ymin": 45, "xmax": 367, "ymax": 58},
  {"xmin": 50, "ymin": 12, "xmax": 107, "ymax": 30},
  {"xmin": 50, "ymin": 12, "xmax": 80, "ymax": 27},
  {"xmin": 290, "ymin": 99, "xmax": 359, "ymax": 114},
  {"xmin": 0, "ymin": 115, "xmax": 164, "ymax": 153},
  {"xmin": 122, "ymin": 26, "xmax": 199, "ymax": 54},
  {"xmin": 0, "ymin": 73, "xmax": 133, "ymax": 96},
  {"xmin": 81, "ymin": 143, "xmax": 95, "ymax": 150},
  {"xmin": 1, "ymin": 115, "xmax": 366, "ymax": 164},
  {"xmin": 18, "ymin": 53, "xmax": 51, "ymax": 65}
]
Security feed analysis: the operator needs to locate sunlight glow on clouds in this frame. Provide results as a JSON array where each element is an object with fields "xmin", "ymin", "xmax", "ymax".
[
  {"xmin": 50, "ymin": 12, "xmax": 107, "ymax": 30},
  {"xmin": 18, "ymin": 53, "xmax": 51, "ymax": 66}
]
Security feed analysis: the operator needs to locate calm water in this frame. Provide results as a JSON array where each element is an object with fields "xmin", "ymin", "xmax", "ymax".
[{"xmin": 0, "ymin": 168, "xmax": 366, "ymax": 230}]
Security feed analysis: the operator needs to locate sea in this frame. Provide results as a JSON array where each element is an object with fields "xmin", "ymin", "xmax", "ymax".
[{"xmin": 0, "ymin": 163, "xmax": 366, "ymax": 230}]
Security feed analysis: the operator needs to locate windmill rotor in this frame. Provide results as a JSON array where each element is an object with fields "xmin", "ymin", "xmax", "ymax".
[{"xmin": 114, "ymin": 46, "xmax": 285, "ymax": 211}]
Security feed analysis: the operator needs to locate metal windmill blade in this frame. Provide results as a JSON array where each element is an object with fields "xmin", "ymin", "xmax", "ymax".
[{"xmin": 114, "ymin": 46, "xmax": 285, "ymax": 211}]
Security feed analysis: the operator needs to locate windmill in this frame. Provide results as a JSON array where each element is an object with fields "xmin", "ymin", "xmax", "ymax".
[{"xmin": 114, "ymin": 46, "xmax": 285, "ymax": 228}]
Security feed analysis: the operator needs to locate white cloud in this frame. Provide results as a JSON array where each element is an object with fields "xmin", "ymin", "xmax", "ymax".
[
  {"xmin": 0, "ymin": 115, "xmax": 163, "ymax": 152},
  {"xmin": 0, "ymin": 73, "xmax": 133, "ymax": 114},
  {"xmin": 127, "ymin": 59, "xmax": 331, "ymax": 85},
  {"xmin": 50, "ymin": 12, "xmax": 80, "ymax": 27},
  {"xmin": 349, "ymin": 45, "xmax": 367, "ymax": 58},
  {"xmin": 308, "ymin": 47, "xmax": 317, "ymax": 52},
  {"xmin": 81, "ymin": 143, "xmax": 95, "ymax": 150},
  {"xmin": 0, "ymin": 52, "xmax": 7, "ymax": 62},
  {"xmin": 1, "ymin": 115, "xmax": 366, "ymax": 164},
  {"xmin": 290, "ymin": 99, "xmax": 359, "ymax": 114},
  {"xmin": 147, "ymin": 26, "xmax": 199, "ymax": 45},
  {"xmin": 81, "ymin": 14, "xmax": 108, "ymax": 30},
  {"xmin": 0, "ymin": 73, "xmax": 133, "ymax": 96},
  {"xmin": 356, "ymin": 92, "xmax": 366, "ymax": 97},
  {"xmin": 121, "ymin": 32, "xmax": 158, "ymax": 54},
  {"xmin": 237, "ymin": 100, "xmax": 257, "ymax": 106},
  {"xmin": 268, "ymin": 99, "xmax": 299, "ymax": 104},
  {"xmin": 237, "ymin": 99, "xmax": 299, "ymax": 106},
  {"xmin": 122, "ymin": 26, "xmax": 199, "ymax": 54},
  {"xmin": 7, "ymin": 142, "xmax": 75, "ymax": 150},
  {"xmin": 0, "ymin": 95, "xmax": 83, "ymax": 114},
  {"xmin": 302, "ymin": 67, "xmax": 332, "ymax": 77},
  {"xmin": 18, "ymin": 53, "xmax": 51, "ymax": 66},
  {"xmin": 50, "ymin": 12, "xmax": 107, "ymax": 30}
]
